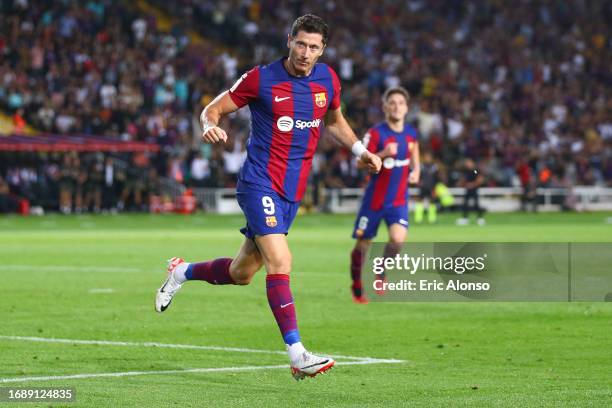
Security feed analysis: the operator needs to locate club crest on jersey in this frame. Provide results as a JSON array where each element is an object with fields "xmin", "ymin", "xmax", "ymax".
[
  {"xmin": 314, "ymin": 92, "xmax": 327, "ymax": 108},
  {"xmin": 265, "ymin": 216, "xmax": 278, "ymax": 227}
]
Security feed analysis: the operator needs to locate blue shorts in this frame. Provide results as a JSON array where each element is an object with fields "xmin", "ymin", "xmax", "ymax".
[
  {"xmin": 236, "ymin": 183, "xmax": 300, "ymax": 239},
  {"xmin": 352, "ymin": 203, "xmax": 409, "ymax": 239}
]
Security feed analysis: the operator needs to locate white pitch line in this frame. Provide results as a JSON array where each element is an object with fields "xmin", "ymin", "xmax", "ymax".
[
  {"xmin": 5, "ymin": 265, "xmax": 141, "ymax": 273},
  {"xmin": 0, "ymin": 335, "xmax": 403, "ymax": 363},
  {"xmin": 88, "ymin": 288, "xmax": 116, "ymax": 294},
  {"xmin": 0, "ymin": 360, "xmax": 402, "ymax": 384}
]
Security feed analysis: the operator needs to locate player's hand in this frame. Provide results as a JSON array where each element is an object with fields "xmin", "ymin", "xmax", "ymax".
[
  {"xmin": 384, "ymin": 142, "xmax": 398, "ymax": 157},
  {"xmin": 202, "ymin": 126, "xmax": 228, "ymax": 143},
  {"xmin": 409, "ymin": 171, "xmax": 420, "ymax": 184},
  {"xmin": 360, "ymin": 151, "xmax": 382, "ymax": 174}
]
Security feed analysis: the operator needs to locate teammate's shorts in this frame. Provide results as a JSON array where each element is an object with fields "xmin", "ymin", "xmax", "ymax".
[
  {"xmin": 236, "ymin": 182, "xmax": 300, "ymax": 239},
  {"xmin": 352, "ymin": 203, "xmax": 409, "ymax": 239}
]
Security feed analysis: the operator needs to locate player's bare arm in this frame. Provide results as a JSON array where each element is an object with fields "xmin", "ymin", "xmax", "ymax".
[
  {"xmin": 356, "ymin": 142, "xmax": 397, "ymax": 170},
  {"xmin": 199, "ymin": 91, "xmax": 239, "ymax": 143},
  {"xmin": 409, "ymin": 142, "xmax": 420, "ymax": 184},
  {"xmin": 355, "ymin": 142, "xmax": 396, "ymax": 170},
  {"xmin": 325, "ymin": 107, "xmax": 382, "ymax": 173}
]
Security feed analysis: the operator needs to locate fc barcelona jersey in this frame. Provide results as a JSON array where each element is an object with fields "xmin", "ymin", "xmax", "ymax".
[{"xmin": 228, "ymin": 57, "xmax": 341, "ymax": 202}]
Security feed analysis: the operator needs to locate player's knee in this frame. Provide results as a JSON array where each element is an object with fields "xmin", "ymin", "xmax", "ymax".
[
  {"xmin": 232, "ymin": 273, "xmax": 253, "ymax": 285},
  {"xmin": 229, "ymin": 262, "xmax": 259, "ymax": 285},
  {"xmin": 355, "ymin": 239, "xmax": 371, "ymax": 253},
  {"xmin": 266, "ymin": 254, "xmax": 292, "ymax": 275},
  {"xmin": 389, "ymin": 235, "xmax": 404, "ymax": 244},
  {"xmin": 389, "ymin": 227, "xmax": 406, "ymax": 244}
]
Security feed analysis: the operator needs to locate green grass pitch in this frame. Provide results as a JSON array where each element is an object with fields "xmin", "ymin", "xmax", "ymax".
[{"xmin": 0, "ymin": 212, "xmax": 610, "ymax": 407}]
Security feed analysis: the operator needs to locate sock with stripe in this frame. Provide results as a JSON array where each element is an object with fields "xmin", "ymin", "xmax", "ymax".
[
  {"xmin": 266, "ymin": 274, "xmax": 304, "ymax": 362},
  {"xmin": 174, "ymin": 258, "xmax": 235, "ymax": 285},
  {"xmin": 350, "ymin": 248, "xmax": 364, "ymax": 297}
]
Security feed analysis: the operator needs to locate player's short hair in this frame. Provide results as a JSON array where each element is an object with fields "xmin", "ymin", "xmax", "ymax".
[
  {"xmin": 382, "ymin": 86, "xmax": 410, "ymax": 104},
  {"xmin": 290, "ymin": 14, "xmax": 329, "ymax": 45}
]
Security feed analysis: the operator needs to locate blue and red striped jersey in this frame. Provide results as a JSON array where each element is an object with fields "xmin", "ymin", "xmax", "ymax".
[
  {"xmin": 228, "ymin": 57, "xmax": 341, "ymax": 202},
  {"xmin": 361, "ymin": 122, "xmax": 419, "ymax": 210}
]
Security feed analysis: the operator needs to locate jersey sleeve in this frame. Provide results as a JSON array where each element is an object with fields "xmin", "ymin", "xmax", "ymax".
[
  {"xmin": 327, "ymin": 66, "xmax": 342, "ymax": 110},
  {"xmin": 362, "ymin": 128, "xmax": 380, "ymax": 152},
  {"xmin": 228, "ymin": 67, "xmax": 260, "ymax": 108}
]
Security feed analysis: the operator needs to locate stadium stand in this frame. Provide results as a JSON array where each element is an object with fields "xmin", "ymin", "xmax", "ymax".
[{"xmin": 0, "ymin": 0, "xmax": 610, "ymax": 213}]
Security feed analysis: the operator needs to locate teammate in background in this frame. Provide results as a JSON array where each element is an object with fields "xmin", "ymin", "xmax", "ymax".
[
  {"xmin": 154, "ymin": 15, "xmax": 381, "ymax": 380},
  {"xmin": 456, "ymin": 158, "xmax": 486, "ymax": 226},
  {"xmin": 413, "ymin": 151, "xmax": 438, "ymax": 224},
  {"xmin": 349, "ymin": 87, "xmax": 419, "ymax": 304}
]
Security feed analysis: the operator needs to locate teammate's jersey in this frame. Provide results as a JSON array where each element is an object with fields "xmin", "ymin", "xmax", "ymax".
[
  {"xmin": 361, "ymin": 122, "xmax": 419, "ymax": 210},
  {"xmin": 228, "ymin": 57, "xmax": 341, "ymax": 202}
]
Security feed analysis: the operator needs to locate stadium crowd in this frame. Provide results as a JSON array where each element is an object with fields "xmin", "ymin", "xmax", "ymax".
[
  {"xmin": 0, "ymin": 152, "xmax": 163, "ymax": 213},
  {"xmin": 1, "ymin": 0, "xmax": 610, "ymax": 213}
]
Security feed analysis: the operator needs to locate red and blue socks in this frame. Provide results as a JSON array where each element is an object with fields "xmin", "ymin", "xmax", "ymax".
[
  {"xmin": 351, "ymin": 243, "xmax": 402, "ymax": 297},
  {"xmin": 266, "ymin": 274, "xmax": 305, "ymax": 360},
  {"xmin": 174, "ymin": 258, "xmax": 235, "ymax": 285},
  {"xmin": 350, "ymin": 248, "xmax": 364, "ymax": 297}
]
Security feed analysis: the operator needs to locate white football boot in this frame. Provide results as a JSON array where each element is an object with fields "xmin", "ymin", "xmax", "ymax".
[
  {"xmin": 290, "ymin": 351, "xmax": 335, "ymax": 380},
  {"xmin": 155, "ymin": 257, "xmax": 185, "ymax": 312}
]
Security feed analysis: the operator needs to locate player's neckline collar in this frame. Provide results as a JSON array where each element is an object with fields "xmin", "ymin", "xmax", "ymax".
[
  {"xmin": 279, "ymin": 57, "xmax": 316, "ymax": 79},
  {"xmin": 385, "ymin": 122, "xmax": 406, "ymax": 135}
]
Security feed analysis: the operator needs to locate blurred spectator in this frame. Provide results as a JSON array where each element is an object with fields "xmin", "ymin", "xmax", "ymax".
[
  {"xmin": 152, "ymin": 0, "xmax": 611, "ymax": 189},
  {"xmin": 189, "ymin": 151, "xmax": 210, "ymax": 187},
  {"xmin": 12, "ymin": 108, "xmax": 26, "ymax": 134},
  {"xmin": 0, "ymin": 175, "xmax": 18, "ymax": 213},
  {"xmin": 0, "ymin": 0, "xmax": 610, "ymax": 215},
  {"xmin": 222, "ymin": 139, "xmax": 247, "ymax": 187}
]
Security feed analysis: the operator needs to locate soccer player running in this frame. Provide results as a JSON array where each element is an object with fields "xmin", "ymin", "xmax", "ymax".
[
  {"xmin": 154, "ymin": 14, "xmax": 381, "ymax": 380},
  {"xmin": 349, "ymin": 87, "xmax": 420, "ymax": 304}
]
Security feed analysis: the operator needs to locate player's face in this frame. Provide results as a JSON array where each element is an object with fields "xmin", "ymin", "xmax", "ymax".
[
  {"xmin": 286, "ymin": 31, "xmax": 325, "ymax": 76},
  {"xmin": 383, "ymin": 93, "xmax": 409, "ymax": 122}
]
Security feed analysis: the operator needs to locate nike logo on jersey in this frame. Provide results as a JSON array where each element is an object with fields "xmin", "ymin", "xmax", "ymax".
[
  {"xmin": 274, "ymin": 96, "xmax": 291, "ymax": 102},
  {"xmin": 280, "ymin": 302, "xmax": 293, "ymax": 308}
]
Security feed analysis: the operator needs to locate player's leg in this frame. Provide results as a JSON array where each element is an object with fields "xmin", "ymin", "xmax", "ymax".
[
  {"xmin": 155, "ymin": 232, "xmax": 266, "ymax": 312},
  {"xmin": 350, "ymin": 238, "xmax": 372, "ymax": 303},
  {"xmin": 377, "ymin": 206, "xmax": 408, "ymax": 292},
  {"xmin": 255, "ymin": 233, "xmax": 334, "ymax": 379},
  {"xmin": 387, "ymin": 223, "xmax": 407, "ymax": 246},
  {"xmin": 384, "ymin": 204, "xmax": 408, "ymax": 256},
  {"xmin": 350, "ymin": 207, "xmax": 383, "ymax": 302},
  {"xmin": 474, "ymin": 190, "xmax": 486, "ymax": 225},
  {"xmin": 414, "ymin": 187, "xmax": 430, "ymax": 224},
  {"xmin": 457, "ymin": 190, "xmax": 471, "ymax": 225},
  {"xmin": 229, "ymin": 238, "xmax": 264, "ymax": 284},
  {"xmin": 154, "ymin": 187, "xmax": 273, "ymax": 312},
  {"xmin": 175, "ymin": 237, "xmax": 264, "ymax": 285},
  {"xmin": 378, "ymin": 223, "xmax": 407, "ymax": 287}
]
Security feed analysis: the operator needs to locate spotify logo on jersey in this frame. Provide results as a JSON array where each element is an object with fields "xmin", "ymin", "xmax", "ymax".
[
  {"xmin": 383, "ymin": 157, "xmax": 411, "ymax": 169},
  {"xmin": 277, "ymin": 116, "xmax": 294, "ymax": 132},
  {"xmin": 276, "ymin": 116, "xmax": 322, "ymax": 132}
]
